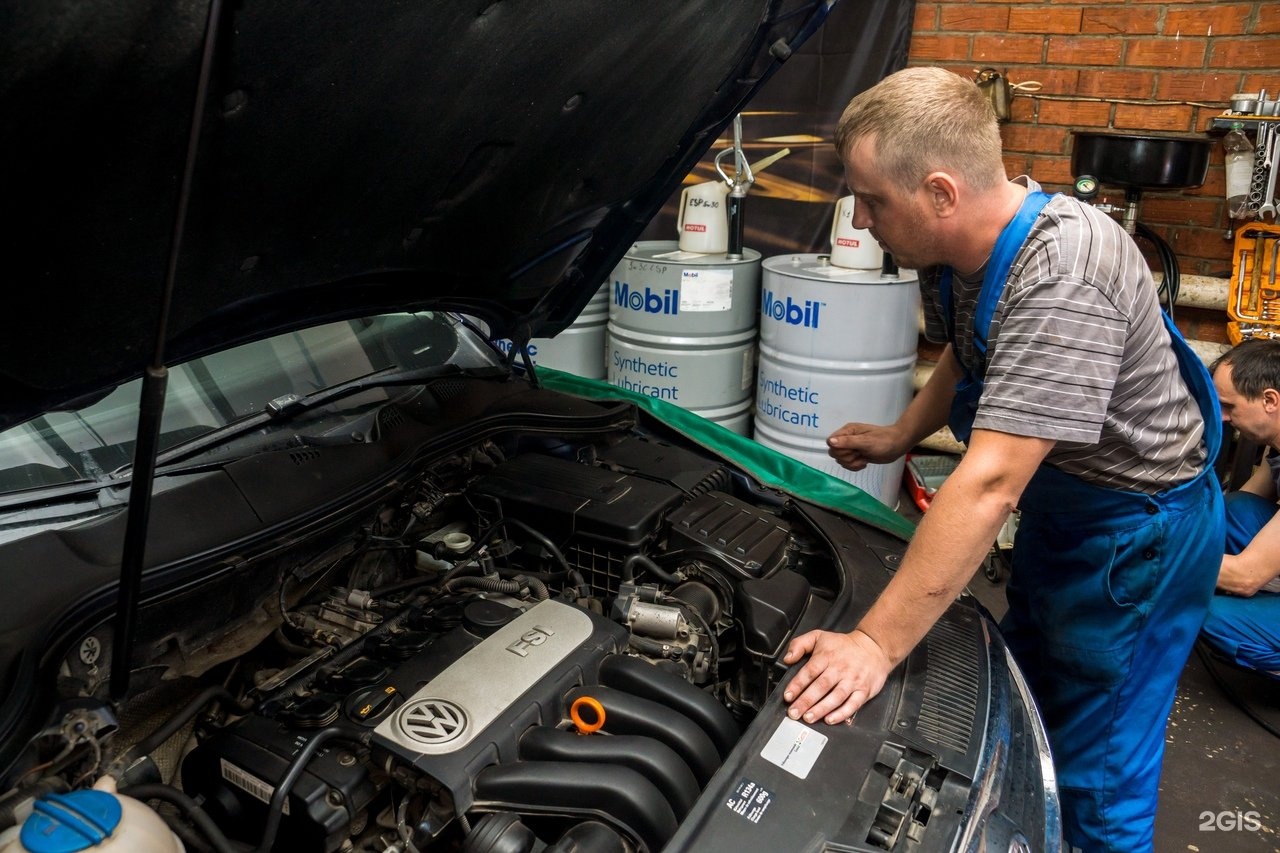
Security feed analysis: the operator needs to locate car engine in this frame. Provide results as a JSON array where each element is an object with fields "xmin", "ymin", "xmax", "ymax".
[{"xmin": 2, "ymin": 433, "xmax": 839, "ymax": 853}]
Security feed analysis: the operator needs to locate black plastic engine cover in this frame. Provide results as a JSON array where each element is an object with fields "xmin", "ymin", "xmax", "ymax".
[
  {"xmin": 180, "ymin": 715, "xmax": 375, "ymax": 853},
  {"xmin": 468, "ymin": 454, "xmax": 684, "ymax": 548},
  {"xmin": 665, "ymin": 492, "xmax": 789, "ymax": 579}
]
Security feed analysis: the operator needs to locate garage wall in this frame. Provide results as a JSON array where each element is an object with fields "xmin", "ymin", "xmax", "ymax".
[{"xmin": 906, "ymin": 2, "xmax": 1280, "ymax": 282}]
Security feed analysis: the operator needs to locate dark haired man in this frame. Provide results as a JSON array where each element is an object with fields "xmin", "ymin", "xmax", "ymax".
[{"xmin": 1206, "ymin": 340, "xmax": 1280, "ymax": 676}]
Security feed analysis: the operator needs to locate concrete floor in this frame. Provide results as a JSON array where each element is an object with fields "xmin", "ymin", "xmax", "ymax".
[
  {"xmin": 961, "ymin": 571, "xmax": 1280, "ymax": 852},
  {"xmin": 893, "ymin": 483, "xmax": 1280, "ymax": 852}
]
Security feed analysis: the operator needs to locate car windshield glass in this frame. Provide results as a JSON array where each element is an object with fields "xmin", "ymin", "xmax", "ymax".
[{"xmin": 0, "ymin": 312, "xmax": 498, "ymax": 495}]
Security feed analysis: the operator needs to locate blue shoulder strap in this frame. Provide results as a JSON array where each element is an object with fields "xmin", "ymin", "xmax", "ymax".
[{"xmin": 939, "ymin": 190, "xmax": 1055, "ymax": 362}]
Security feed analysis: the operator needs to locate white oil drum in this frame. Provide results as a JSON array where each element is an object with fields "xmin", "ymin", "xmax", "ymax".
[
  {"xmin": 495, "ymin": 284, "xmax": 608, "ymax": 378},
  {"xmin": 753, "ymin": 254, "xmax": 920, "ymax": 505},
  {"xmin": 607, "ymin": 241, "xmax": 761, "ymax": 435}
]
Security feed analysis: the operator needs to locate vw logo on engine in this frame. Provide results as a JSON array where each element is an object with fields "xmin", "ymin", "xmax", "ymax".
[{"xmin": 398, "ymin": 698, "xmax": 467, "ymax": 746}]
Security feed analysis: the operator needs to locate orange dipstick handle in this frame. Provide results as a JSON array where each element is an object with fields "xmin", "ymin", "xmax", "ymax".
[{"xmin": 570, "ymin": 695, "xmax": 606, "ymax": 735}]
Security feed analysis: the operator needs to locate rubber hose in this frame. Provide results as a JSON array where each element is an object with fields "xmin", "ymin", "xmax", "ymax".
[{"xmin": 120, "ymin": 783, "xmax": 243, "ymax": 853}]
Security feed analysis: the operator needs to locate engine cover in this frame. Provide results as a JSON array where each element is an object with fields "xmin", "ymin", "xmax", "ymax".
[{"xmin": 372, "ymin": 599, "xmax": 627, "ymax": 812}]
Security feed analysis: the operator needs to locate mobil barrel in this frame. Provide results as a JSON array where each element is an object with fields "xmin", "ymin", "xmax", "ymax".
[
  {"xmin": 607, "ymin": 241, "xmax": 760, "ymax": 435},
  {"xmin": 495, "ymin": 284, "xmax": 608, "ymax": 378},
  {"xmin": 753, "ymin": 254, "xmax": 919, "ymax": 506}
]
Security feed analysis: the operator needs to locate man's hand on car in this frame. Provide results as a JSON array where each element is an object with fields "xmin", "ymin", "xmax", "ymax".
[{"xmin": 781, "ymin": 627, "xmax": 893, "ymax": 725}]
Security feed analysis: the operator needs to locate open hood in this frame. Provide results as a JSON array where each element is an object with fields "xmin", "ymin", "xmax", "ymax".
[{"xmin": 0, "ymin": 0, "xmax": 832, "ymax": 430}]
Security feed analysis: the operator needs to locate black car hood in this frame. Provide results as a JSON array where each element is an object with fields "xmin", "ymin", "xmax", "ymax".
[{"xmin": 0, "ymin": 0, "xmax": 833, "ymax": 430}]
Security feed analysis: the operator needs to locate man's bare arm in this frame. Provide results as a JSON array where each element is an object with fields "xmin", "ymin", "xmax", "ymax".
[{"xmin": 783, "ymin": 428, "xmax": 1054, "ymax": 724}]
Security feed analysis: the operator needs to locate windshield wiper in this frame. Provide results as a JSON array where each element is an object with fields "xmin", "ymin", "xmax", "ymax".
[{"xmin": 122, "ymin": 363, "xmax": 505, "ymax": 473}]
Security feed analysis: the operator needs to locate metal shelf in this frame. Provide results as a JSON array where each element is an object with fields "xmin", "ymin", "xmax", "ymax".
[{"xmin": 1208, "ymin": 114, "xmax": 1280, "ymax": 135}]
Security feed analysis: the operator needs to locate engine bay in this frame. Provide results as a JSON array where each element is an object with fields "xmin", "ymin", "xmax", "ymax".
[{"xmin": 0, "ymin": 431, "xmax": 857, "ymax": 852}]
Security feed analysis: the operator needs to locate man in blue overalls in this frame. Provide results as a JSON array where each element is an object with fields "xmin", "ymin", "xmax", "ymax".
[
  {"xmin": 781, "ymin": 67, "xmax": 1223, "ymax": 852},
  {"xmin": 1204, "ymin": 340, "xmax": 1280, "ymax": 676}
]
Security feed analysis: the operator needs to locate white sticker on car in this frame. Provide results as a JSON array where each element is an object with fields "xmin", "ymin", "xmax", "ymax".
[
  {"xmin": 220, "ymin": 757, "xmax": 290, "ymax": 815},
  {"xmin": 760, "ymin": 716, "xmax": 827, "ymax": 779}
]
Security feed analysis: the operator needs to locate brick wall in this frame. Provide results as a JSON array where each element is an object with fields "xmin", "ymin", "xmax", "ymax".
[{"xmin": 907, "ymin": 2, "xmax": 1280, "ymax": 281}]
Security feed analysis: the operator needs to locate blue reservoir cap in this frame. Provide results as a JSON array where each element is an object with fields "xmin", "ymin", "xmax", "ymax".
[{"xmin": 21, "ymin": 790, "xmax": 123, "ymax": 852}]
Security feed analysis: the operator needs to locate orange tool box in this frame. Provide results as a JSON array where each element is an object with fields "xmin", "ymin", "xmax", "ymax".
[{"xmin": 1227, "ymin": 221, "xmax": 1280, "ymax": 345}]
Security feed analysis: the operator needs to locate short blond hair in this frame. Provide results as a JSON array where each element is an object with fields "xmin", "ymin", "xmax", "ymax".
[{"xmin": 834, "ymin": 66, "xmax": 1006, "ymax": 194}]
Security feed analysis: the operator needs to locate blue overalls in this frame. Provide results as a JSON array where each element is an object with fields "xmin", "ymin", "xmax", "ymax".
[
  {"xmin": 941, "ymin": 191, "xmax": 1224, "ymax": 852},
  {"xmin": 1200, "ymin": 462, "xmax": 1280, "ymax": 676}
]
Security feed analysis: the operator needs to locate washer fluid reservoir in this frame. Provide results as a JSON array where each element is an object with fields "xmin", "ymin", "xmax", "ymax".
[{"xmin": 0, "ymin": 786, "xmax": 184, "ymax": 853}]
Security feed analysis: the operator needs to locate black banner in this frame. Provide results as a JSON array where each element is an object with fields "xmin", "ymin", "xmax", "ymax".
[{"xmin": 639, "ymin": 0, "xmax": 916, "ymax": 258}]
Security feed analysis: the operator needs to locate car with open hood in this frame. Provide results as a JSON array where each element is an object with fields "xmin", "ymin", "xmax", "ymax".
[{"xmin": 0, "ymin": 2, "xmax": 1060, "ymax": 851}]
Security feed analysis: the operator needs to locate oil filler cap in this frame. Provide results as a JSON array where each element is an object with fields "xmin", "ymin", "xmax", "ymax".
[
  {"xmin": 463, "ymin": 599, "xmax": 519, "ymax": 636},
  {"xmin": 22, "ymin": 790, "xmax": 122, "ymax": 852}
]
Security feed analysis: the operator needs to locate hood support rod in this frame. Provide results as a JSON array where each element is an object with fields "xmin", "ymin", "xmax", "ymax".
[
  {"xmin": 503, "ymin": 321, "xmax": 540, "ymax": 388},
  {"xmin": 111, "ymin": 0, "xmax": 226, "ymax": 704}
]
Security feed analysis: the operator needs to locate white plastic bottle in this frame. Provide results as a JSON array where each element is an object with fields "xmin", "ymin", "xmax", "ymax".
[{"xmin": 1224, "ymin": 121, "xmax": 1254, "ymax": 219}]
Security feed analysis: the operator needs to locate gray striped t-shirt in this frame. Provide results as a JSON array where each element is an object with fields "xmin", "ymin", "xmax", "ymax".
[{"xmin": 920, "ymin": 180, "xmax": 1205, "ymax": 494}]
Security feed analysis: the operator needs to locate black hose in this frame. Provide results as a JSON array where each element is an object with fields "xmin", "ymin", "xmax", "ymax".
[
  {"xmin": 120, "ymin": 783, "xmax": 245, "ymax": 853},
  {"xmin": 1134, "ymin": 221, "xmax": 1179, "ymax": 319},
  {"xmin": 254, "ymin": 726, "xmax": 357, "ymax": 853},
  {"xmin": 118, "ymin": 687, "xmax": 245, "ymax": 772},
  {"xmin": 500, "ymin": 517, "xmax": 573, "ymax": 576},
  {"xmin": 445, "ymin": 574, "xmax": 550, "ymax": 600},
  {"xmin": 621, "ymin": 553, "xmax": 681, "ymax": 584}
]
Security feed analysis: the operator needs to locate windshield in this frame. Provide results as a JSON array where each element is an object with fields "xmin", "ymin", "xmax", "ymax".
[{"xmin": 0, "ymin": 313, "xmax": 498, "ymax": 496}]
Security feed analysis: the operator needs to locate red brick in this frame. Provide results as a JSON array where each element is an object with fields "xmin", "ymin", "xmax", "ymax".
[
  {"xmin": 913, "ymin": 4, "xmax": 938, "ymax": 33},
  {"xmin": 909, "ymin": 34, "xmax": 972, "ymax": 62},
  {"xmin": 1002, "ymin": 153, "xmax": 1032, "ymax": 180},
  {"xmin": 1163, "ymin": 225, "xmax": 1235, "ymax": 265},
  {"xmin": 1001, "ymin": 124, "xmax": 1071, "ymax": 156},
  {"xmin": 1140, "ymin": 197, "xmax": 1222, "ymax": 226},
  {"xmin": 1186, "ymin": 318, "xmax": 1232, "ymax": 345},
  {"xmin": 1155, "ymin": 73, "xmax": 1240, "ymax": 104},
  {"xmin": 932, "ymin": 63, "xmax": 978, "ymax": 80},
  {"xmin": 1125, "ymin": 38, "xmax": 1207, "ymax": 69},
  {"xmin": 1209, "ymin": 39, "xmax": 1278, "ymax": 69},
  {"xmin": 1008, "ymin": 93, "xmax": 1037, "ymax": 124},
  {"xmin": 1082, "ymin": 7, "xmax": 1158, "ymax": 35},
  {"xmin": 1259, "ymin": 4, "xmax": 1280, "ymax": 35},
  {"xmin": 939, "ymin": 5, "xmax": 1009, "ymax": 32},
  {"xmin": 1114, "ymin": 102, "xmax": 1196, "ymax": 132},
  {"xmin": 1046, "ymin": 37, "xmax": 1123, "ymax": 66},
  {"xmin": 1028, "ymin": 154, "xmax": 1076, "ymax": 186},
  {"xmin": 1007, "ymin": 6, "xmax": 1081, "ymax": 34},
  {"xmin": 1164, "ymin": 5, "xmax": 1253, "ymax": 37},
  {"xmin": 1187, "ymin": 167, "xmax": 1226, "ymax": 200},
  {"xmin": 1037, "ymin": 99, "xmax": 1112, "ymax": 127},
  {"xmin": 972, "ymin": 34, "xmax": 1045, "ymax": 64},
  {"xmin": 1077, "ymin": 70, "xmax": 1157, "ymax": 100},
  {"xmin": 1011, "ymin": 67, "xmax": 1080, "ymax": 95},
  {"xmin": 1242, "ymin": 73, "xmax": 1280, "ymax": 96}
]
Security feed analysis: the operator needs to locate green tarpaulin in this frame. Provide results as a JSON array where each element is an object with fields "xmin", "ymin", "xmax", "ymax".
[{"xmin": 537, "ymin": 367, "xmax": 915, "ymax": 541}]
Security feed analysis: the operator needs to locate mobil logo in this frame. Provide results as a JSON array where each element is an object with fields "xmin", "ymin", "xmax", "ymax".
[
  {"xmin": 613, "ymin": 280, "xmax": 680, "ymax": 315},
  {"xmin": 761, "ymin": 288, "xmax": 823, "ymax": 328}
]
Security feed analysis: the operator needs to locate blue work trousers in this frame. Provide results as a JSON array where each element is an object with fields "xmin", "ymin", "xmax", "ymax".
[
  {"xmin": 1001, "ymin": 464, "xmax": 1223, "ymax": 853},
  {"xmin": 1199, "ymin": 491, "xmax": 1280, "ymax": 675}
]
